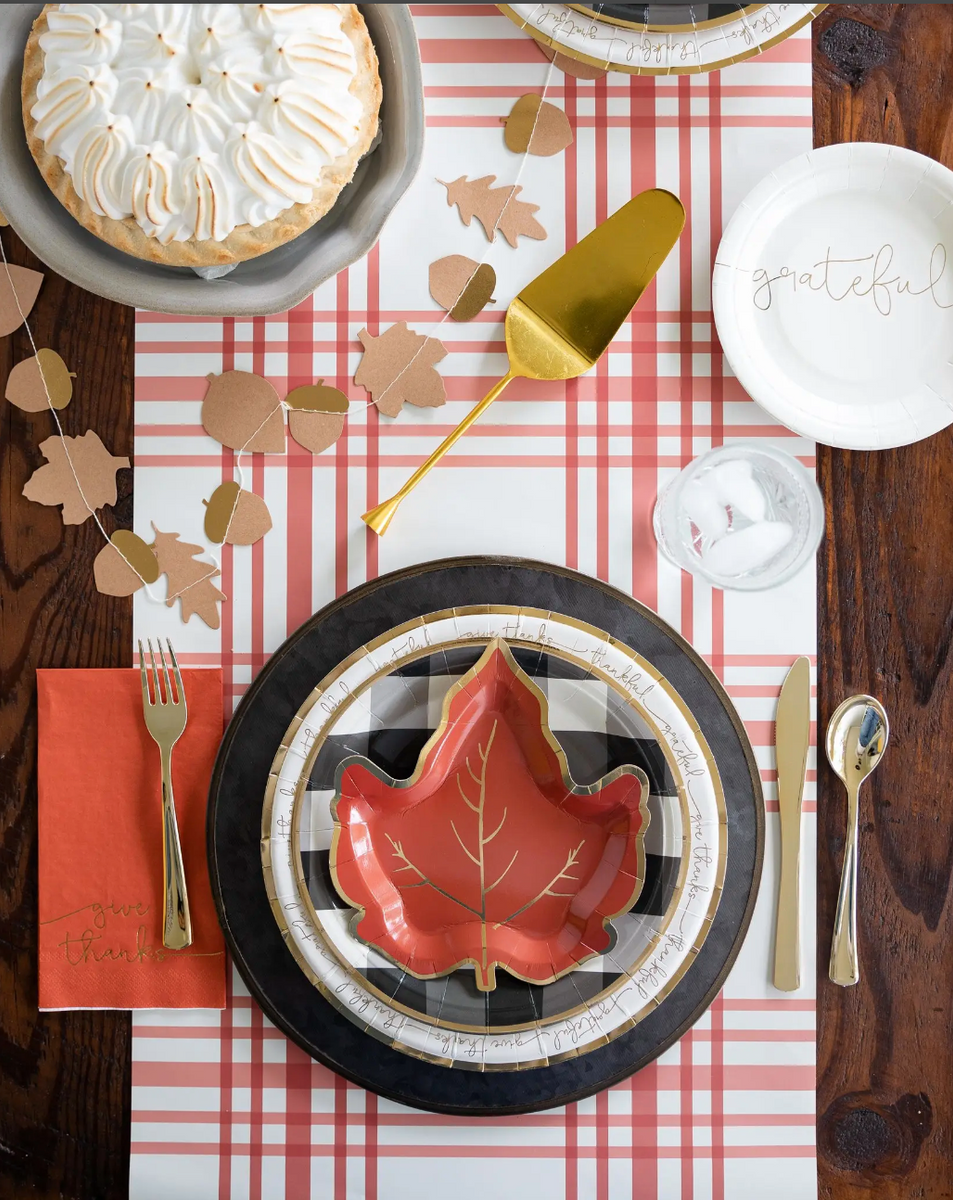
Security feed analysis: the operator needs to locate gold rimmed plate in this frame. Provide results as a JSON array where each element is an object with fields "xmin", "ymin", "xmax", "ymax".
[
  {"xmin": 210, "ymin": 556, "xmax": 762, "ymax": 1113},
  {"xmin": 262, "ymin": 606, "xmax": 727, "ymax": 1072},
  {"xmin": 498, "ymin": 2, "xmax": 825, "ymax": 76}
]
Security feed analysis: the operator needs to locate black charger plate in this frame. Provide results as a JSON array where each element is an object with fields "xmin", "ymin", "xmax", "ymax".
[{"xmin": 207, "ymin": 557, "xmax": 763, "ymax": 1115}]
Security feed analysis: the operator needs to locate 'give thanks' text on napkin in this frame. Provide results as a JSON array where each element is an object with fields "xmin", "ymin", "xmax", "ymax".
[{"xmin": 37, "ymin": 668, "xmax": 226, "ymax": 1009}]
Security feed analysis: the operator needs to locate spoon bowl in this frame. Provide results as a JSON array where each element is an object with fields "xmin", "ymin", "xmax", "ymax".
[
  {"xmin": 826, "ymin": 696, "xmax": 890, "ymax": 786},
  {"xmin": 825, "ymin": 694, "xmax": 889, "ymax": 986}
]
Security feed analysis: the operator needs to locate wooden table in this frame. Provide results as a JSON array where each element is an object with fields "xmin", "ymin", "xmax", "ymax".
[{"xmin": 0, "ymin": 5, "xmax": 950, "ymax": 1196}]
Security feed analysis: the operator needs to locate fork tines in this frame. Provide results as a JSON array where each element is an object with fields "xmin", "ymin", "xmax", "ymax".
[{"xmin": 138, "ymin": 638, "xmax": 184, "ymax": 707}]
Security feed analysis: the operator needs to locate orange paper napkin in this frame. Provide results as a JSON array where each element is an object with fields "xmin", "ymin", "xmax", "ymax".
[{"xmin": 37, "ymin": 668, "xmax": 226, "ymax": 1010}]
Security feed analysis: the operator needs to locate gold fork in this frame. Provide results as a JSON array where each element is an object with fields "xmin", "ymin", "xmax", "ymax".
[{"xmin": 139, "ymin": 638, "xmax": 192, "ymax": 950}]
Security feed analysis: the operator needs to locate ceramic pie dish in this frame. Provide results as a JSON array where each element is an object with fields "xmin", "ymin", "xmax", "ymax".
[
  {"xmin": 21, "ymin": 4, "xmax": 382, "ymax": 268},
  {"xmin": 0, "ymin": 4, "xmax": 422, "ymax": 315}
]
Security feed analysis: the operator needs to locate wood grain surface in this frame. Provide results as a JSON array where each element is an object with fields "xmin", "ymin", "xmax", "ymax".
[
  {"xmin": 0, "ymin": 5, "xmax": 951, "ymax": 1198},
  {"xmin": 814, "ymin": 5, "xmax": 953, "ymax": 1197},
  {"xmin": 0, "ymin": 226, "xmax": 133, "ymax": 1198}
]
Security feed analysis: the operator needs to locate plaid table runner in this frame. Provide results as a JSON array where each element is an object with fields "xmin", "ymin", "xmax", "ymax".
[{"xmin": 130, "ymin": 7, "xmax": 816, "ymax": 1197}]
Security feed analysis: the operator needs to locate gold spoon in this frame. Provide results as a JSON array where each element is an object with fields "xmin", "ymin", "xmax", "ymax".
[
  {"xmin": 826, "ymin": 695, "xmax": 889, "ymax": 986},
  {"xmin": 362, "ymin": 188, "xmax": 685, "ymax": 535}
]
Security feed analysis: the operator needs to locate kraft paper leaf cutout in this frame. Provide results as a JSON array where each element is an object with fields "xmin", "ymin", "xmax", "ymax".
[
  {"xmin": 429, "ymin": 256, "xmax": 497, "ymax": 321},
  {"xmin": 93, "ymin": 530, "xmax": 160, "ymax": 597},
  {"xmin": 355, "ymin": 323, "xmax": 447, "ymax": 418},
  {"xmin": 202, "ymin": 370, "xmax": 285, "ymax": 453},
  {"xmin": 438, "ymin": 176, "xmax": 547, "ymax": 249},
  {"xmin": 5, "ymin": 349, "xmax": 75, "ymax": 411},
  {"xmin": 330, "ymin": 639, "xmax": 649, "ymax": 992},
  {"xmin": 539, "ymin": 43, "xmax": 607, "ymax": 79},
  {"xmin": 503, "ymin": 94, "xmax": 573, "ymax": 157},
  {"xmin": 0, "ymin": 207, "xmax": 8, "ymax": 227},
  {"xmin": 23, "ymin": 431, "xmax": 130, "ymax": 525},
  {"xmin": 152, "ymin": 525, "xmax": 225, "ymax": 629},
  {"xmin": 203, "ymin": 481, "xmax": 273, "ymax": 546},
  {"xmin": 0, "ymin": 264, "xmax": 43, "ymax": 338},
  {"xmin": 285, "ymin": 380, "xmax": 349, "ymax": 453}
]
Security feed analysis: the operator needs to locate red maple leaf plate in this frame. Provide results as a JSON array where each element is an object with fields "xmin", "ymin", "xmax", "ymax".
[{"xmin": 330, "ymin": 639, "xmax": 651, "ymax": 991}]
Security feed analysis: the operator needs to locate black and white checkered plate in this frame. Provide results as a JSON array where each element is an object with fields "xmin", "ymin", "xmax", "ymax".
[{"xmin": 210, "ymin": 558, "xmax": 762, "ymax": 1113}]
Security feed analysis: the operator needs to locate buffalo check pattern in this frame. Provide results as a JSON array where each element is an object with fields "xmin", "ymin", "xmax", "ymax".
[
  {"xmin": 130, "ymin": 7, "xmax": 817, "ymax": 1199},
  {"xmin": 299, "ymin": 645, "xmax": 683, "ymax": 1033}
]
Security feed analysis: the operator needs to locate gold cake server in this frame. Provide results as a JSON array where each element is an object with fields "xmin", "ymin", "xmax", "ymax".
[
  {"xmin": 773, "ymin": 656, "xmax": 811, "ymax": 991},
  {"xmin": 362, "ymin": 187, "xmax": 685, "ymax": 535}
]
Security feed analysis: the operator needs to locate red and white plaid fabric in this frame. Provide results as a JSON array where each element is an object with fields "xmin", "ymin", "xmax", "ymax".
[{"xmin": 130, "ymin": 7, "xmax": 816, "ymax": 1197}]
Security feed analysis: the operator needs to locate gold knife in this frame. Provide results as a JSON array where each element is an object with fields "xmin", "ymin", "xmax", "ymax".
[{"xmin": 773, "ymin": 656, "xmax": 811, "ymax": 991}]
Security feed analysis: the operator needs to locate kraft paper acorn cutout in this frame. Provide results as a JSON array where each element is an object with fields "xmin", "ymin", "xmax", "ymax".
[
  {"xmin": 330, "ymin": 639, "xmax": 650, "ymax": 992},
  {"xmin": 202, "ymin": 370, "xmax": 285, "ymax": 453},
  {"xmin": 0, "ymin": 264, "xmax": 43, "ymax": 338},
  {"xmin": 429, "ymin": 256, "xmax": 497, "ymax": 322},
  {"xmin": 93, "ymin": 530, "xmax": 160, "ymax": 597},
  {"xmin": 503, "ymin": 95, "xmax": 573, "ymax": 157},
  {"xmin": 5, "ymin": 349, "xmax": 74, "ymax": 412},
  {"xmin": 286, "ymin": 380, "xmax": 349, "ymax": 453},
  {"xmin": 92, "ymin": 526, "xmax": 225, "ymax": 628},
  {"xmin": 203, "ymin": 481, "xmax": 273, "ymax": 546},
  {"xmin": 439, "ymin": 176, "xmax": 547, "ymax": 248}
]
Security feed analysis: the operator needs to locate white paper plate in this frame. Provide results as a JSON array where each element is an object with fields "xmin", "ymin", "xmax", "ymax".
[
  {"xmin": 499, "ymin": 3, "xmax": 823, "ymax": 75},
  {"xmin": 713, "ymin": 142, "xmax": 953, "ymax": 450},
  {"xmin": 263, "ymin": 607, "xmax": 726, "ymax": 1071}
]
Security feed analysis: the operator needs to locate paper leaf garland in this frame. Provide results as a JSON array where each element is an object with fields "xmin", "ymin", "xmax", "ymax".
[
  {"xmin": 152, "ymin": 526, "xmax": 225, "ymax": 629},
  {"xmin": 0, "ymin": 264, "xmax": 43, "ymax": 338},
  {"xmin": 203, "ymin": 481, "xmax": 273, "ymax": 546},
  {"xmin": 202, "ymin": 370, "xmax": 285, "ymax": 453},
  {"xmin": 355, "ymin": 323, "xmax": 447, "ymax": 418},
  {"xmin": 539, "ymin": 44, "xmax": 607, "ymax": 79},
  {"xmin": 5, "ymin": 349, "xmax": 74, "ymax": 412},
  {"xmin": 23, "ymin": 431, "xmax": 130, "ymax": 525},
  {"xmin": 93, "ymin": 530, "xmax": 159, "ymax": 597},
  {"xmin": 285, "ymin": 380, "xmax": 349, "ymax": 453},
  {"xmin": 429, "ymin": 256, "xmax": 497, "ymax": 321},
  {"xmin": 438, "ymin": 176, "xmax": 546, "ymax": 249},
  {"xmin": 503, "ymin": 95, "xmax": 573, "ymax": 156}
]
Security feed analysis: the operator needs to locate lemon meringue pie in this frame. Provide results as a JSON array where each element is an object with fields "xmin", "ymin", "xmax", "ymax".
[{"xmin": 21, "ymin": 4, "xmax": 382, "ymax": 266}]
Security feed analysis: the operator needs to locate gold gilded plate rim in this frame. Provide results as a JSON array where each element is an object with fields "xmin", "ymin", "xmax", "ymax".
[
  {"xmin": 564, "ymin": 2, "xmax": 765, "ymax": 34},
  {"xmin": 496, "ymin": 2, "xmax": 826, "ymax": 76},
  {"xmin": 262, "ymin": 605, "xmax": 728, "ymax": 1065}
]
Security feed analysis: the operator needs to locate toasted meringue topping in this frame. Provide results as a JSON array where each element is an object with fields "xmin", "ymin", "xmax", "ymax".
[
  {"xmin": 72, "ymin": 115, "xmax": 134, "ymax": 218},
  {"xmin": 32, "ymin": 64, "xmax": 117, "ymax": 162},
  {"xmin": 181, "ymin": 155, "xmax": 232, "ymax": 242},
  {"xmin": 112, "ymin": 66, "xmax": 172, "ymax": 143},
  {"xmin": 262, "ymin": 80, "xmax": 360, "ymax": 163},
  {"xmin": 31, "ymin": 3, "xmax": 365, "ymax": 243},
  {"xmin": 244, "ymin": 4, "xmax": 317, "ymax": 34},
  {"xmin": 40, "ymin": 5, "xmax": 122, "ymax": 65},
  {"xmin": 206, "ymin": 50, "xmax": 263, "ymax": 121},
  {"xmin": 122, "ymin": 144, "xmax": 181, "ymax": 238}
]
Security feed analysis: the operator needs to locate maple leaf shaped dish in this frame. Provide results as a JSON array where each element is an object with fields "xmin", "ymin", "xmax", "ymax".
[{"xmin": 330, "ymin": 639, "xmax": 650, "ymax": 992}]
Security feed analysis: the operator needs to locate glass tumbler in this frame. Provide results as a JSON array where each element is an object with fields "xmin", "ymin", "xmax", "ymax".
[{"xmin": 652, "ymin": 442, "xmax": 824, "ymax": 591}]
